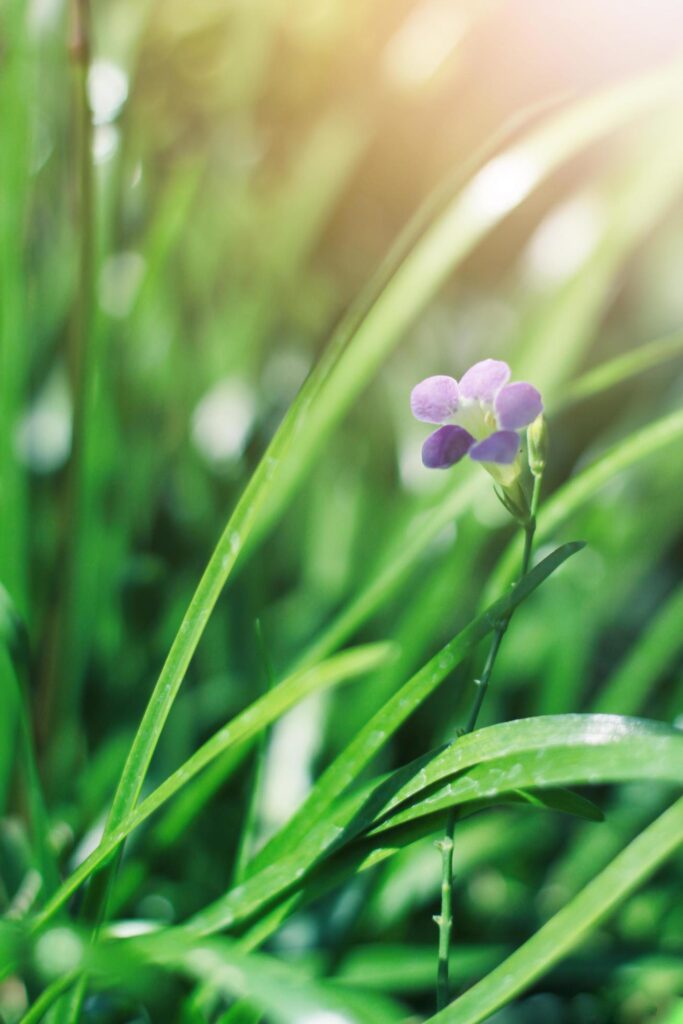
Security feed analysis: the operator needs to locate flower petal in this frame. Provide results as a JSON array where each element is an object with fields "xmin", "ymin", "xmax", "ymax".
[
  {"xmin": 458, "ymin": 359, "xmax": 510, "ymax": 402},
  {"xmin": 469, "ymin": 429, "xmax": 520, "ymax": 465},
  {"xmin": 410, "ymin": 375, "xmax": 459, "ymax": 424},
  {"xmin": 422, "ymin": 425, "xmax": 475, "ymax": 469},
  {"xmin": 494, "ymin": 381, "xmax": 543, "ymax": 429}
]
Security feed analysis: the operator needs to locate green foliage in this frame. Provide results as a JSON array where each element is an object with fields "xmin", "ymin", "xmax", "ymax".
[{"xmin": 3, "ymin": 2, "xmax": 683, "ymax": 1023}]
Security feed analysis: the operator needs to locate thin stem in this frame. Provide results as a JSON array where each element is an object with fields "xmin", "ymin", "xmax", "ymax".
[
  {"xmin": 19, "ymin": 973, "xmax": 80, "ymax": 1024},
  {"xmin": 51, "ymin": 8, "xmax": 96, "ymax": 1023},
  {"xmin": 521, "ymin": 473, "xmax": 543, "ymax": 576},
  {"xmin": 435, "ymin": 469, "xmax": 544, "ymax": 1010},
  {"xmin": 464, "ymin": 628, "xmax": 505, "ymax": 735},
  {"xmin": 436, "ymin": 811, "xmax": 456, "ymax": 1009},
  {"xmin": 36, "ymin": 0, "xmax": 95, "ymax": 751}
]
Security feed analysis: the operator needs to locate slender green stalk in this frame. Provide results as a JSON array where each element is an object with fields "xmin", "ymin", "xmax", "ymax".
[
  {"xmin": 18, "ymin": 972, "xmax": 80, "ymax": 1024},
  {"xmin": 435, "ymin": 826, "xmax": 455, "ymax": 1008},
  {"xmin": 45, "ymin": 10, "xmax": 100, "ymax": 1022},
  {"xmin": 0, "ymin": 0, "xmax": 31, "ymax": 814},
  {"xmin": 431, "ymin": 796, "xmax": 683, "ymax": 1023},
  {"xmin": 436, "ymin": 470, "xmax": 543, "ymax": 1010},
  {"xmin": 36, "ymin": 0, "xmax": 96, "ymax": 750}
]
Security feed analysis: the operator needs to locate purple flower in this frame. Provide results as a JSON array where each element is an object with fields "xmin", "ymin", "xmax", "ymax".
[{"xmin": 410, "ymin": 358, "xmax": 543, "ymax": 486}]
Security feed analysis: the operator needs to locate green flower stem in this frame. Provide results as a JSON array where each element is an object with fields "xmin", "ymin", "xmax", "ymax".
[
  {"xmin": 436, "ymin": 470, "xmax": 543, "ymax": 1011},
  {"xmin": 435, "ymin": 824, "xmax": 456, "ymax": 1009},
  {"xmin": 432, "ymin": 795, "xmax": 683, "ymax": 1024}
]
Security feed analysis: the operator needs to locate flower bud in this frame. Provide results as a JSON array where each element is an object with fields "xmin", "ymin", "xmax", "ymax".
[
  {"xmin": 528, "ymin": 414, "xmax": 548, "ymax": 477},
  {"xmin": 495, "ymin": 478, "xmax": 532, "ymax": 525}
]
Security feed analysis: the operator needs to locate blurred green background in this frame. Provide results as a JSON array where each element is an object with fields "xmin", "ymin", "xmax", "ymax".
[{"xmin": 3, "ymin": 0, "xmax": 683, "ymax": 1020}]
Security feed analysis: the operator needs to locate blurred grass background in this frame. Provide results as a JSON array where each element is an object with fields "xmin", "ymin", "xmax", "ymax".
[{"xmin": 3, "ymin": 0, "xmax": 683, "ymax": 1020}]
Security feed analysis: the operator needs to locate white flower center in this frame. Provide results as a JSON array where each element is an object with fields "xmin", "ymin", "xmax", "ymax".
[{"xmin": 449, "ymin": 398, "xmax": 494, "ymax": 439}]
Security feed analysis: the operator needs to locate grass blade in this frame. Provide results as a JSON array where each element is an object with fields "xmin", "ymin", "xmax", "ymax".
[
  {"xmin": 366, "ymin": 715, "xmax": 683, "ymax": 835},
  {"xmin": 97, "ymin": 929, "xmax": 407, "ymax": 1024},
  {"xmin": 561, "ymin": 328, "xmax": 683, "ymax": 408},
  {"xmin": 428, "ymin": 796, "xmax": 683, "ymax": 1023},
  {"xmin": 247, "ymin": 544, "xmax": 582, "ymax": 880},
  {"xmin": 28, "ymin": 644, "xmax": 392, "ymax": 935},
  {"xmin": 99, "ymin": 59, "xmax": 683, "ymax": 859},
  {"xmin": 0, "ymin": 0, "xmax": 31, "ymax": 812},
  {"xmin": 0, "ymin": 587, "xmax": 59, "ymax": 896},
  {"xmin": 515, "ymin": 118, "xmax": 683, "ymax": 397},
  {"xmin": 592, "ymin": 582, "xmax": 683, "ymax": 715},
  {"xmin": 179, "ymin": 545, "xmax": 582, "ymax": 937}
]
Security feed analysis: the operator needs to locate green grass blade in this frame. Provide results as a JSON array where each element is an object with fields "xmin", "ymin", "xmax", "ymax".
[
  {"xmin": 28, "ymin": 644, "xmax": 392, "ymax": 934},
  {"xmin": 151, "ymin": 743, "xmax": 253, "ymax": 852},
  {"xmin": 0, "ymin": 0, "xmax": 31, "ymax": 812},
  {"xmin": 18, "ymin": 972, "xmax": 80, "ymax": 1024},
  {"xmin": 0, "ymin": 586, "xmax": 59, "ymax": 895},
  {"xmin": 230, "ymin": 789, "xmax": 603, "ymax": 958},
  {"xmin": 0, "ymin": 0, "xmax": 30, "ymax": 609},
  {"xmin": 178, "ymin": 545, "xmax": 582, "ymax": 937},
  {"xmin": 100, "ymin": 60, "xmax": 683, "ymax": 846},
  {"xmin": 428, "ymin": 796, "xmax": 683, "ymax": 1023},
  {"xmin": 592, "ymin": 582, "xmax": 683, "ymax": 715},
  {"xmin": 233, "ymin": 718, "xmax": 678, "ymax": 948},
  {"xmin": 101, "ymin": 332, "xmax": 365, "ymax": 835},
  {"xmin": 335, "ymin": 943, "xmax": 507, "ymax": 995},
  {"xmin": 365, "ymin": 715, "xmax": 683, "ymax": 836},
  {"xmin": 561, "ymin": 328, "xmax": 683, "ymax": 408},
  {"xmin": 248, "ymin": 544, "xmax": 582, "ymax": 879},
  {"xmin": 515, "ymin": 119, "xmax": 683, "ymax": 397},
  {"xmin": 97, "ymin": 930, "xmax": 406, "ymax": 1024},
  {"xmin": 510, "ymin": 787, "xmax": 604, "ymax": 822},
  {"xmin": 295, "ymin": 471, "xmax": 483, "ymax": 672}
]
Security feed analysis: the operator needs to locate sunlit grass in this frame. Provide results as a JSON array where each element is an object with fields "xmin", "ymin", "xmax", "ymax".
[{"xmin": 2, "ymin": 1, "xmax": 683, "ymax": 1022}]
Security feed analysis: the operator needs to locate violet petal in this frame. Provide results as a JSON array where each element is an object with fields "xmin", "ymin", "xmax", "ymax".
[
  {"xmin": 495, "ymin": 381, "xmax": 543, "ymax": 430},
  {"xmin": 458, "ymin": 359, "xmax": 510, "ymax": 402},
  {"xmin": 422, "ymin": 425, "xmax": 475, "ymax": 469},
  {"xmin": 410, "ymin": 375, "xmax": 460, "ymax": 424},
  {"xmin": 469, "ymin": 430, "xmax": 520, "ymax": 465}
]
